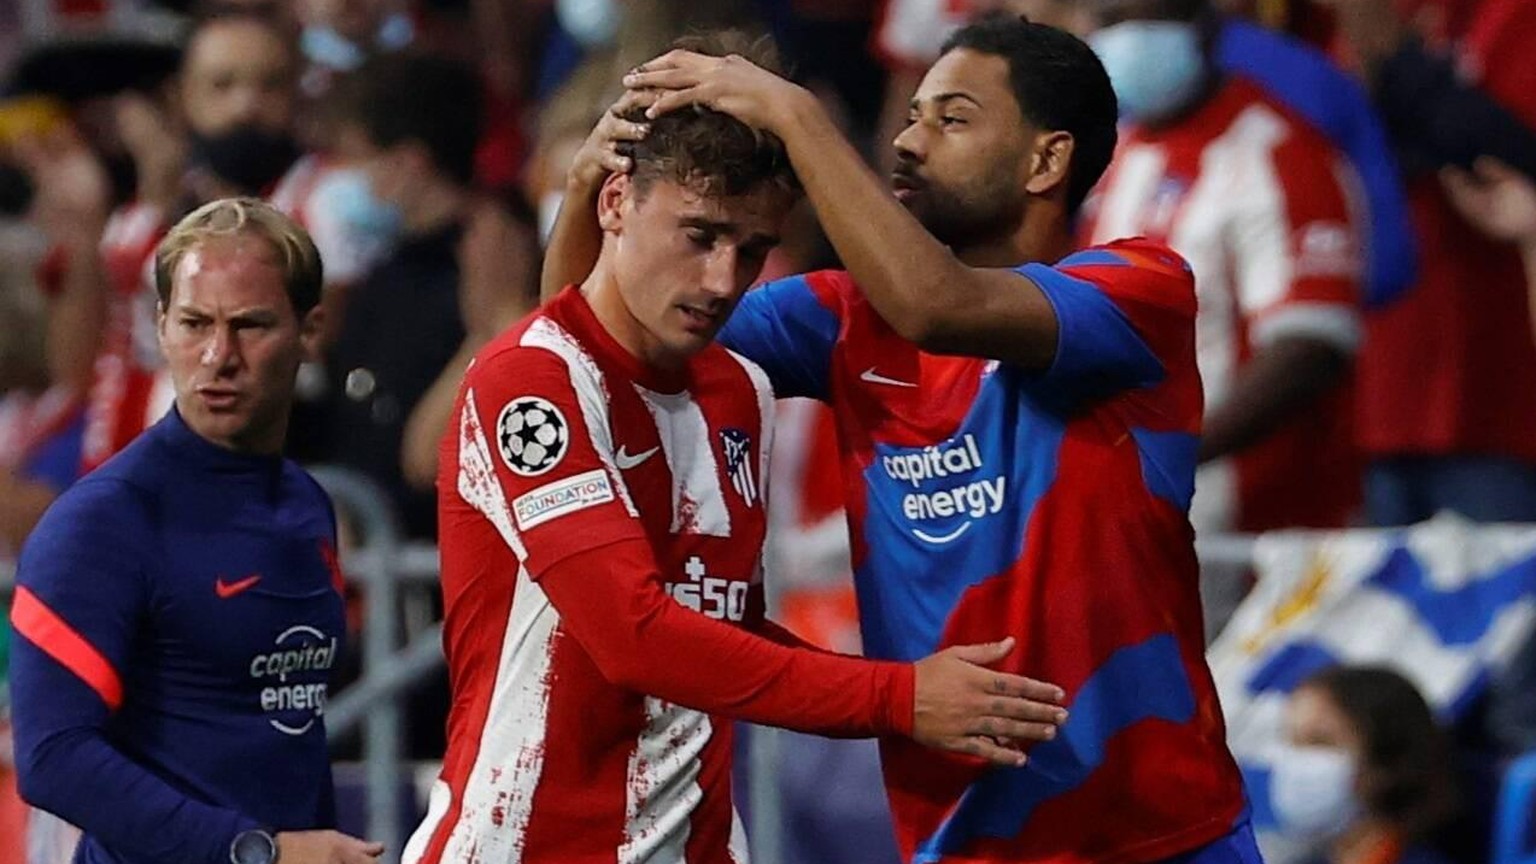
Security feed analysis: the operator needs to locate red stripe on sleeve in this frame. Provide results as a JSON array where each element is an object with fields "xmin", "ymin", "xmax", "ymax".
[{"xmin": 9, "ymin": 585, "xmax": 124, "ymax": 710}]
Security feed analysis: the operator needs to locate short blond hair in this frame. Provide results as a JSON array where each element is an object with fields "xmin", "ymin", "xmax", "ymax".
[{"xmin": 155, "ymin": 197, "xmax": 324, "ymax": 315}]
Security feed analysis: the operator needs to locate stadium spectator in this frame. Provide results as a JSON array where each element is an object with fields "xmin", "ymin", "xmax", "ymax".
[
  {"xmin": 78, "ymin": 12, "xmax": 373, "ymax": 474},
  {"xmin": 317, "ymin": 53, "xmax": 532, "ymax": 540},
  {"xmin": 554, "ymin": 15, "xmax": 1253, "ymax": 863},
  {"xmin": 1322, "ymin": 0, "xmax": 1536, "ymax": 528},
  {"xmin": 1275, "ymin": 666, "xmax": 1459, "ymax": 864},
  {"xmin": 1080, "ymin": 0, "xmax": 1366, "ymax": 534},
  {"xmin": 406, "ymin": 48, "xmax": 1068, "ymax": 861},
  {"xmin": 8, "ymin": 199, "xmax": 381, "ymax": 864}
]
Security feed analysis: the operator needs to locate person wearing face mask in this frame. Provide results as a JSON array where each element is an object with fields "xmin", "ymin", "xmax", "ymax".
[
  {"xmin": 79, "ymin": 13, "xmax": 392, "ymax": 477},
  {"xmin": 1276, "ymin": 666, "xmax": 1460, "ymax": 864},
  {"xmin": 1080, "ymin": 0, "xmax": 1367, "ymax": 536}
]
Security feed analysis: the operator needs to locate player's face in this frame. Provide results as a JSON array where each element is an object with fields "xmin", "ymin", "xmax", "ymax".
[
  {"xmin": 158, "ymin": 235, "xmax": 321, "ymax": 454},
  {"xmin": 1285, "ymin": 685, "xmax": 1362, "ymax": 754},
  {"xmin": 181, "ymin": 19, "xmax": 295, "ymax": 137},
  {"xmin": 602, "ymin": 175, "xmax": 789, "ymax": 365},
  {"xmin": 892, "ymin": 49, "xmax": 1034, "ymax": 249}
]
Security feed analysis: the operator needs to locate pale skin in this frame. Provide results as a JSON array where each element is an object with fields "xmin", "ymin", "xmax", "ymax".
[
  {"xmin": 158, "ymin": 233, "xmax": 385, "ymax": 862},
  {"xmin": 568, "ymin": 165, "xmax": 1070, "ymax": 765}
]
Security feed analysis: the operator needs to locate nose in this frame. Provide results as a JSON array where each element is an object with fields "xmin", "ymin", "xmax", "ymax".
[
  {"xmin": 701, "ymin": 245, "xmax": 740, "ymax": 301},
  {"xmin": 893, "ymin": 121, "xmax": 927, "ymax": 166},
  {"xmin": 201, "ymin": 325, "xmax": 242, "ymax": 373},
  {"xmin": 226, "ymin": 85, "xmax": 263, "ymax": 125}
]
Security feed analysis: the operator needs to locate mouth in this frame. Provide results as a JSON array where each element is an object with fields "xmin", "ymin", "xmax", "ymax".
[
  {"xmin": 891, "ymin": 171, "xmax": 925, "ymax": 202},
  {"xmin": 195, "ymin": 386, "xmax": 241, "ymax": 410},
  {"xmin": 677, "ymin": 303, "xmax": 723, "ymax": 335}
]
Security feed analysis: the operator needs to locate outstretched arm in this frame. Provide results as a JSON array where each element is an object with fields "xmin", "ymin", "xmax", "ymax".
[{"xmin": 626, "ymin": 51, "xmax": 1063, "ymax": 370}]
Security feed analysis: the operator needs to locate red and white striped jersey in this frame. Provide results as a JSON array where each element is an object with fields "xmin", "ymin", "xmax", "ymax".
[
  {"xmin": 1083, "ymin": 77, "xmax": 1365, "ymax": 533},
  {"xmin": 407, "ymin": 285, "xmax": 830, "ymax": 864}
]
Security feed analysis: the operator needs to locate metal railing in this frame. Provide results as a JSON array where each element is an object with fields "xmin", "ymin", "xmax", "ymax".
[{"xmin": 0, "ymin": 467, "xmax": 1267, "ymax": 864}]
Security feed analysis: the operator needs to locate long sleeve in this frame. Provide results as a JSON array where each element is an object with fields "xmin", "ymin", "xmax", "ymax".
[
  {"xmin": 540, "ymin": 538, "xmax": 913, "ymax": 738},
  {"xmin": 9, "ymin": 480, "xmax": 256, "ymax": 864}
]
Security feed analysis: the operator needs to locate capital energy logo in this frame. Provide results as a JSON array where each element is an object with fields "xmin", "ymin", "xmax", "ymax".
[
  {"xmin": 249, "ymin": 624, "xmax": 338, "ymax": 735},
  {"xmin": 878, "ymin": 434, "xmax": 1007, "ymax": 544}
]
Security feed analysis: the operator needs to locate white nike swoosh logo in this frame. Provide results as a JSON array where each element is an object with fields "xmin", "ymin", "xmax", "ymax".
[
  {"xmin": 860, "ymin": 367, "xmax": 918, "ymax": 388},
  {"xmin": 614, "ymin": 445, "xmax": 660, "ymax": 470}
]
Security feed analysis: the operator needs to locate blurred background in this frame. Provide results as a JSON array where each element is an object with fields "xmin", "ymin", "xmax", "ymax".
[{"xmin": 0, "ymin": 0, "xmax": 1534, "ymax": 862}]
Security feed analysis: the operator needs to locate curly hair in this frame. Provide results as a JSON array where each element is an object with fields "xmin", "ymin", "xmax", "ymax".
[{"xmin": 622, "ymin": 31, "xmax": 800, "ymax": 200}]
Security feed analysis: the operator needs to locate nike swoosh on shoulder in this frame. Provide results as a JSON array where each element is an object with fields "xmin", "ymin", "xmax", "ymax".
[
  {"xmin": 615, "ymin": 445, "xmax": 661, "ymax": 470},
  {"xmin": 860, "ymin": 367, "xmax": 918, "ymax": 388}
]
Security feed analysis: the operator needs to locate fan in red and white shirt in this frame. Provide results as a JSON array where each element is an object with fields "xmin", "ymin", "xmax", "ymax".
[
  {"xmin": 81, "ymin": 14, "xmax": 387, "ymax": 473},
  {"xmin": 1083, "ymin": 8, "xmax": 1366, "ymax": 534}
]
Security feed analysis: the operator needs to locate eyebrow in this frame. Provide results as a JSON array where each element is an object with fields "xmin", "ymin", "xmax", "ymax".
[
  {"xmin": 172, "ymin": 305, "xmax": 282, "ymax": 325},
  {"xmin": 911, "ymin": 92, "xmax": 985, "ymax": 111},
  {"xmin": 679, "ymin": 217, "xmax": 781, "ymax": 249}
]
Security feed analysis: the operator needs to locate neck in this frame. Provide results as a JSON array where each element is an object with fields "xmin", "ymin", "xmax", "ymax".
[
  {"xmin": 404, "ymin": 178, "xmax": 468, "ymax": 236},
  {"xmin": 580, "ymin": 253, "xmax": 684, "ymax": 370},
  {"xmin": 953, "ymin": 201, "xmax": 1075, "ymax": 268}
]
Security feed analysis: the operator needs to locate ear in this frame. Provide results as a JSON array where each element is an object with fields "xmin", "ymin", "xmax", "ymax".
[
  {"xmin": 156, "ymin": 301, "xmax": 169, "ymax": 353},
  {"xmin": 597, "ymin": 171, "xmax": 632, "ymax": 233},
  {"xmin": 298, "ymin": 303, "xmax": 326, "ymax": 363},
  {"xmin": 1025, "ymin": 130, "xmax": 1076, "ymax": 198}
]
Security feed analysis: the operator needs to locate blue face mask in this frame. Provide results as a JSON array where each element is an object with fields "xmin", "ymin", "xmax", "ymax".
[
  {"xmin": 301, "ymin": 14, "xmax": 415, "ymax": 72},
  {"xmin": 1088, "ymin": 20, "xmax": 1206, "ymax": 123},
  {"xmin": 320, "ymin": 168, "xmax": 404, "ymax": 245}
]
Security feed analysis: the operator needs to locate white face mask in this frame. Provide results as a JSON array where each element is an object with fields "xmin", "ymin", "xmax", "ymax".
[
  {"xmin": 1269, "ymin": 743, "xmax": 1364, "ymax": 843},
  {"xmin": 556, "ymin": 0, "xmax": 619, "ymax": 48},
  {"xmin": 1087, "ymin": 20, "xmax": 1206, "ymax": 123}
]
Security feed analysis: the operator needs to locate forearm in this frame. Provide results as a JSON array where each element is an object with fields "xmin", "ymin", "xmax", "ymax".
[
  {"xmin": 1198, "ymin": 339, "xmax": 1350, "ymax": 463},
  {"xmin": 402, "ymin": 339, "xmax": 482, "ymax": 490},
  {"xmin": 11, "ymin": 650, "xmax": 253, "ymax": 863},
  {"xmin": 543, "ymin": 539, "xmax": 913, "ymax": 738},
  {"xmin": 46, "ymin": 238, "xmax": 109, "ymax": 394},
  {"xmin": 539, "ymin": 178, "xmax": 604, "ymax": 302}
]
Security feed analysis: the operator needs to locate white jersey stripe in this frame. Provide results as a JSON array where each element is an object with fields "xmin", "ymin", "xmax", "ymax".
[
  {"xmin": 618, "ymin": 697, "xmax": 714, "ymax": 863},
  {"xmin": 635, "ymin": 385, "xmax": 732, "ymax": 538},
  {"xmin": 434, "ymin": 387, "xmax": 561, "ymax": 864},
  {"xmin": 520, "ymin": 317, "xmax": 640, "ymax": 518}
]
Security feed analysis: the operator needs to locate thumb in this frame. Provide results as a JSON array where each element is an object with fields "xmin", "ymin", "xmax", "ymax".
[
  {"xmin": 362, "ymin": 840, "xmax": 386, "ymax": 856},
  {"xmin": 947, "ymin": 636, "xmax": 1015, "ymax": 666}
]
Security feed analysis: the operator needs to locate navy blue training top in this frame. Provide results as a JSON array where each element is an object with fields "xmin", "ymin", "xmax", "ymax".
[{"xmin": 9, "ymin": 408, "xmax": 346, "ymax": 864}]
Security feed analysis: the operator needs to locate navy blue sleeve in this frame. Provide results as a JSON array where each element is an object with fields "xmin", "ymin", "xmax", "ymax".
[
  {"xmin": 9, "ymin": 479, "xmax": 258, "ymax": 864},
  {"xmin": 719, "ymin": 273, "xmax": 844, "ymax": 401},
  {"xmin": 1216, "ymin": 19, "xmax": 1418, "ymax": 309}
]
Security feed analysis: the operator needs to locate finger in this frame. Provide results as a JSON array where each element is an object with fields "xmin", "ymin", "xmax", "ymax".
[
  {"xmin": 599, "ymin": 149, "xmax": 632, "ymax": 175},
  {"xmin": 945, "ymin": 636, "xmax": 1015, "ymax": 666},
  {"xmin": 612, "ymin": 87, "xmax": 661, "ymax": 114},
  {"xmin": 644, "ymin": 89, "xmax": 704, "ymax": 120},
  {"xmin": 362, "ymin": 841, "xmax": 386, "ymax": 856},
  {"xmin": 625, "ymin": 67, "xmax": 705, "ymax": 93},
  {"xmin": 950, "ymin": 735, "xmax": 1029, "ymax": 768},
  {"xmin": 601, "ymin": 117, "xmax": 650, "ymax": 142},
  {"xmin": 630, "ymin": 49, "xmax": 698, "ymax": 75},
  {"xmin": 976, "ymin": 669, "xmax": 1065, "ymax": 704},
  {"xmin": 968, "ymin": 715, "xmax": 1060, "ymax": 742},
  {"xmin": 981, "ymin": 692, "xmax": 1069, "ymax": 724}
]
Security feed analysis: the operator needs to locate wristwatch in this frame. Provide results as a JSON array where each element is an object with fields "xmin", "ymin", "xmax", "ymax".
[{"xmin": 230, "ymin": 828, "xmax": 279, "ymax": 864}]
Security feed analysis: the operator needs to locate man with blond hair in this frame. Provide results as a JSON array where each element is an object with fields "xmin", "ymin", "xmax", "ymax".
[{"xmin": 9, "ymin": 199, "xmax": 382, "ymax": 864}]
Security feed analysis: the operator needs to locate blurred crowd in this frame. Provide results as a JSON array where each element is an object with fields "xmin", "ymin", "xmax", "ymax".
[{"xmin": 0, "ymin": 0, "xmax": 1534, "ymax": 860}]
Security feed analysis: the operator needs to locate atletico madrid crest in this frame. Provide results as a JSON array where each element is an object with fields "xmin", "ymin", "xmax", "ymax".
[{"xmin": 719, "ymin": 428, "xmax": 757, "ymax": 508}]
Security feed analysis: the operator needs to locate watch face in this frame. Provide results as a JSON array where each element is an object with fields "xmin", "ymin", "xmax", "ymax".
[{"xmin": 231, "ymin": 830, "xmax": 276, "ymax": 864}]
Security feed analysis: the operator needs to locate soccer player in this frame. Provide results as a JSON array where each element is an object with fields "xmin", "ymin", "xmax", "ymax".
[
  {"xmin": 8, "ymin": 199, "xmax": 381, "ymax": 864},
  {"xmin": 404, "ymin": 73, "xmax": 1070, "ymax": 863},
  {"xmin": 547, "ymin": 16, "xmax": 1254, "ymax": 864}
]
